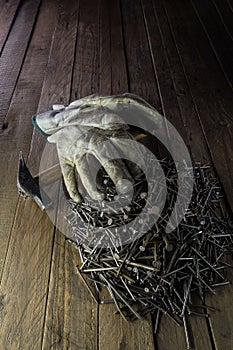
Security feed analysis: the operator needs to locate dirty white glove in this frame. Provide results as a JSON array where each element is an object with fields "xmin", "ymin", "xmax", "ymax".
[{"xmin": 32, "ymin": 94, "xmax": 150, "ymax": 202}]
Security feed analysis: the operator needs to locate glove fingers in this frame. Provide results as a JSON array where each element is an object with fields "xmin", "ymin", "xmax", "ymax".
[
  {"xmin": 76, "ymin": 154, "xmax": 105, "ymax": 201},
  {"xmin": 125, "ymin": 160, "xmax": 144, "ymax": 180},
  {"xmin": 110, "ymin": 137, "xmax": 145, "ymax": 179},
  {"xmin": 118, "ymin": 139, "xmax": 145, "ymax": 167},
  {"xmin": 110, "ymin": 158, "xmax": 133, "ymax": 180},
  {"xmin": 91, "ymin": 138, "xmax": 134, "ymax": 193},
  {"xmin": 60, "ymin": 159, "xmax": 82, "ymax": 202},
  {"xmin": 96, "ymin": 155, "xmax": 134, "ymax": 194}
]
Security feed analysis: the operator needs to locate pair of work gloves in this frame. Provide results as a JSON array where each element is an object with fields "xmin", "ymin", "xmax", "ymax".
[{"xmin": 32, "ymin": 93, "xmax": 155, "ymax": 202}]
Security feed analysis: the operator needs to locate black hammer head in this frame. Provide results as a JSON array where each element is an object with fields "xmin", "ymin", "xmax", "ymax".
[{"xmin": 17, "ymin": 151, "xmax": 46, "ymax": 210}]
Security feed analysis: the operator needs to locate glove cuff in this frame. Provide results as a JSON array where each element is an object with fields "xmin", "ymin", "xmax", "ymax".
[
  {"xmin": 32, "ymin": 94, "xmax": 159, "ymax": 137},
  {"xmin": 32, "ymin": 109, "xmax": 64, "ymax": 135},
  {"xmin": 32, "ymin": 114, "xmax": 51, "ymax": 136}
]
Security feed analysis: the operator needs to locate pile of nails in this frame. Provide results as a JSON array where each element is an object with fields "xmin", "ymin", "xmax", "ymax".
[{"xmin": 65, "ymin": 157, "xmax": 233, "ymax": 348}]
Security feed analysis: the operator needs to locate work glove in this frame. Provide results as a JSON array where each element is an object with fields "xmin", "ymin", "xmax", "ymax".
[{"xmin": 32, "ymin": 93, "xmax": 151, "ymax": 202}]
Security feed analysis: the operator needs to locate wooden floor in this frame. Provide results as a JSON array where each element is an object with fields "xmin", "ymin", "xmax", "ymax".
[{"xmin": 0, "ymin": 0, "xmax": 232, "ymax": 349}]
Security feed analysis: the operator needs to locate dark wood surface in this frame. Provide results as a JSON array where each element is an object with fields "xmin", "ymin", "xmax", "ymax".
[{"xmin": 0, "ymin": 0, "xmax": 232, "ymax": 349}]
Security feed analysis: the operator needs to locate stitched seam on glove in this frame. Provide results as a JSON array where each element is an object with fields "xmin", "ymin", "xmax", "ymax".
[{"xmin": 32, "ymin": 115, "xmax": 50, "ymax": 136}]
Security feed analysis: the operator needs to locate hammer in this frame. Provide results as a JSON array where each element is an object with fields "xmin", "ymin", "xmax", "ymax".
[{"xmin": 17, "ymin": 151, "xmax": 61, "ymax": 210}]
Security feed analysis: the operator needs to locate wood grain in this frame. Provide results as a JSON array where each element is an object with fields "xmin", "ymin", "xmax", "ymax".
[
  {"xmin": 162, "ymin": 0, "xmax": 233, "ymax": 348},
  {"xmin": 42, "ymin": 227, "xmax": 98, "ymax": 349},
  {"xmin": 98, "ymin": 1, "xmax": 155, "ymax": 349},
  {"xmin": 0, "ymin": 0, "xmax": 21, "ymax": 54},
  {"xmin": 99, "ymin": 0, "xmax": 128, "ymax": 95},
  {"xmin": 163, "ymin": 0, "xmax": 233, "ymax": 213},
  {"xmin": 212, "ymin": 0, "xmax": 233, "ymax": 41},
  {"xmin": 121, "ymin": 0, "xmax": 161, "ymax": 110},
  {"xmin": 142, "ymin": 1, "xmax": 213, "ymax": 348},
  {"xmin": 0, "ymin": 0, "xmax": 41, "ymax": 130},
  {"xmin": 0, "ymin": 0, "xmax": 232, "ymax": 348},
  {"xmin": 40, "ymin": 1, "xmax": 99, "ymax": 349},
  {"xmin": 0, "ymin": 0, "xmax": 58, "ymax": 280},
  {"xmin": 191, "ymin": 0, "xmax": 233, "ymax": 88},
  {"xmin": 206, "ymin": 256, "xmax": 233, "ymax": 350},
  {"xmin": 71, "ymin": 0, "xmax": 101, "ymax": 100},
  {"xmin": 0, "ymin": 199, "xmax": 55, "ymax": 350},
  {"xmin": 99, "ymin": 308, "xmax": 154, "ymax": 350},
  {"xmin": 27, "ymin": 0, "xmax": 78, "ymax": 174},
  {"xmin": 121, "ymin": 1, "xmax": 189, "ymax": 347},
  {"xmin": 121, "ymin": 0, "xmax": 162, "ymax": 162},
  {"xmin": 0, "ymin": 0, "xmax": 60, "ymax": 349}
]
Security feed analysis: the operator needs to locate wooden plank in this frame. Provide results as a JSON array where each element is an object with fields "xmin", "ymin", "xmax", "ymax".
[
  {"xmin": 191, "ymin": 0, "xmax": 233, "ymax": 88},
  {"xmin": 0, "ymin": 0, "xmax": 21, "ymax": 54},
  {"xmin": 163, "ymin": 0, "xmax": 233, "ymax": 213},
  {"xmin": 0, "ymin": 0, "xmax": 58, "ymax": 280},
  {"xmin": 212, "ymin": 0, "xmax": 233, "ymax": 41},
  {"xmin": 121, "ymin": 0, "xmax": 163, "ymax": 167},
  {"xmin": 205, "ymin": 256, "xmax": 233, "ymax": 349},
  {"xmin": 42, "ymin": 227, "xmax": 98, "ymax": 349},
  {"xmin": 121, "ymin": 0, "xmax": 161, "ymax": 110},
  {"xmin": 99, "ymin": 309, "xmax": 154, "ymax": 350},
  {"xmin": 0, "ymin": 200, "xmax": 55, "ymax": 350},
  {"xmin": 99, "ymin": 1, "xmax": 155, "ymax": 349},
  {"xmin": 41, "ymin": 1, "xmax": 99, "ymax": 349},
  {"xmin": 99, "ymin": 0, "xmax": 111, "ymax": 94},
  {"xmin": 0, "ymin": 0, "xmax": 61, "ymax": 348},
  {"xmin": 71, "ymin": 0, "xmax": 101, "ymax": 100},
  {"xmin": 120, "ymin": 1, "xmax": 178, "ymax": 347},
  {"xmin": 143, "ymin": 0, "xmax": 210, "ymax": 162},
  {"xmin": 99, "ymin": 0, "xmax": 128, "ymax": 95},
  {"xmin": 109, "ymin": 0, "xmax": 128, "ymax": 95},
  {"xmin": 227, "ymin": 0, "xmax": 233, "ymax": 12},
  {"xmin": 162, "ymin": 0, "xmax": 233, "ymax": 348},
  {"xmin": 0, "ymin": 0, "xmax": 41, "ymax": 130},
  {"xmin": 141, "ymin": 1, "xmax": 213, "ymax": 349},
  {"xmin": 98, "ymin": 1, "xmax": 155, "ymax": 349},
  {"xmin": 155, "ymin": 315, "xmax": 187, "ymax": 350},
  {"xmin": 28, "ymin": 0, "xmax": 79, "ymax": 174}
]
